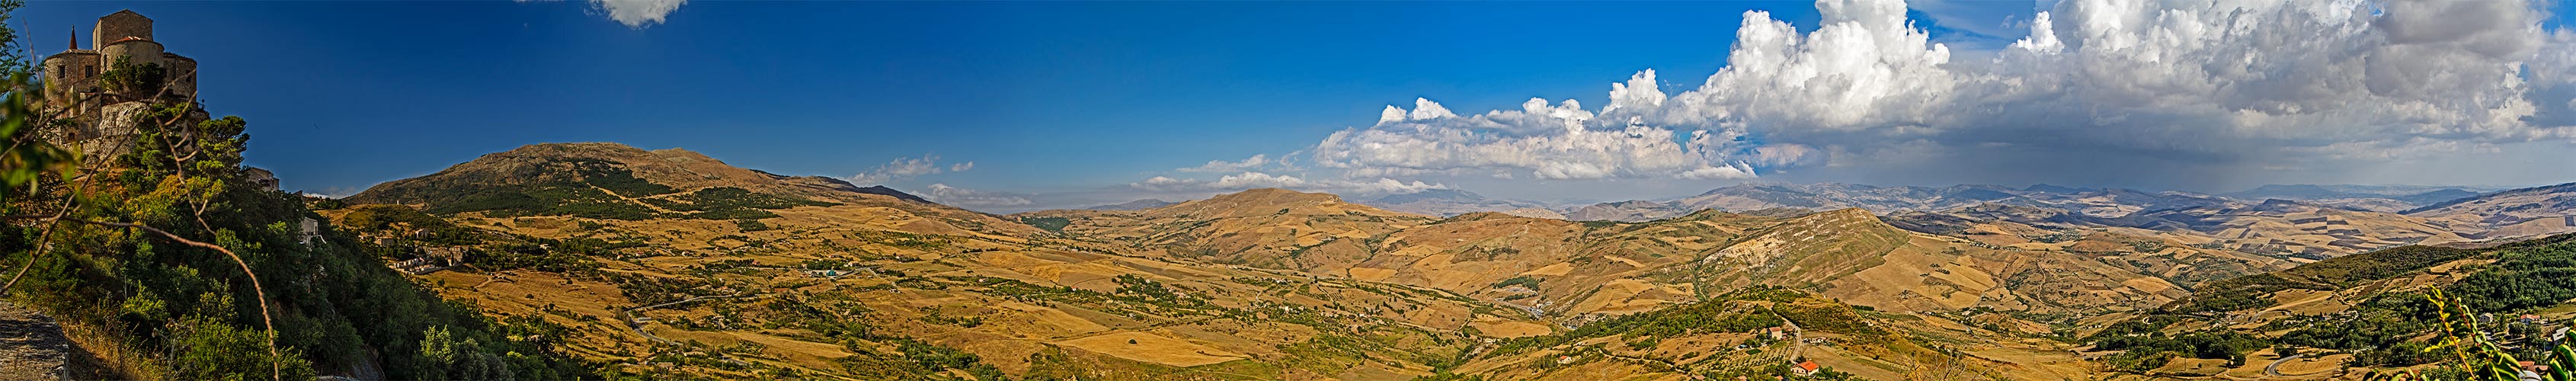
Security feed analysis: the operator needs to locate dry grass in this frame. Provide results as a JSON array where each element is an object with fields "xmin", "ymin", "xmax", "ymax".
[{"xmin": 1053, "ymin": 331, "xmax": 1246, "ymax": 367}]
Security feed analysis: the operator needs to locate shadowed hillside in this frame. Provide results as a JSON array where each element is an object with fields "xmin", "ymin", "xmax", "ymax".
[{"xmin": 346, "ymin": 142, "xmax": 1040, "ymax": 238}]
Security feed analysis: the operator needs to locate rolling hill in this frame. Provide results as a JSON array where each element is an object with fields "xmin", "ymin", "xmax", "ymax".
[
  {"xmin": 322, "ymin": 146, "xmax": 2576, "ymax": 379},
  {"xmin": 331, "ymin": 145, "xmax": 1555, "ymax": 380},
  {"xmin": 344, "ymin": 142, "xmax": 1035, "ymax": 238},
  {"xmin": 2404, "ymin": 181, "xmax": 2576, "ymax": 240},
  {"xmin": 1084, "ymin": 199, "xmax": 1176, "ymax": 211},
  {"xmin": 1025, "ymin": 189, "xmax": 2235, "ymax": 324},
  {"xmin": 2222, "ymin": 184, "xmax": 2491, "ymax": 212},
  {"xmin": 2070, "ymin": 232, "xmax": 2576, "ymax": 379}
]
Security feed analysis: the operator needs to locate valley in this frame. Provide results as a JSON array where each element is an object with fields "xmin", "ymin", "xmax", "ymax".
[{"xmin": 302, "ymin": 142, "xmax": 2576, "ymax": 380}]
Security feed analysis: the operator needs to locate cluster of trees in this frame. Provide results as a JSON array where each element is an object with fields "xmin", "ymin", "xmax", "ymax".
[
  {"xmin": 1490, "ymin": 275, "xmax": 1543, "ymax": 290},
  {"xmin": 464, "ymin": 237, "xmax": 607, "ymax": 274},
  {"xmin": 2446, "ymin": 235, "xmax": 2576, "ymax": 312},
  {"xmin": 2267, "ymin": 296, "xmax": 2442, "ymax": 367},
  {"xmin": 2169, "ymin": 244, "xmax": 2478, "ymax": 314},
  {"xmin": 693, "ymin": 290, "xmax": 1003, "ymax": 379},
  {"xmin": 2089, "ymin": 329, "xmax": 2271, "ymax": 371},
  {"xmin": 376, "ymin": 158, "xmax": 674, "ymax": 220},
  {"xmin": 2091, "ymin": 234, "xmax": 2576, "ymax": 376},
  {"xmin": 1486, "ymin": 286, "xmax": 1819, "ymax": 358},
  {"xmin": 644, "ymin": 186, "xmax": 836, "ymax": 220},
  {"xmin": 1110, "ymin": 274, "xmax": 1208, "ymax": 309},
  {"xmin": 1018, "ymin": 216, "xmax": 1070, "ymax": 232}
]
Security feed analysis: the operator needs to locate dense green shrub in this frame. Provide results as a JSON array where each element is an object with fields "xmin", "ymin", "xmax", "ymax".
[{"xmin": 1, "ymin": 98, "xmax": 593, "ymax": 379}]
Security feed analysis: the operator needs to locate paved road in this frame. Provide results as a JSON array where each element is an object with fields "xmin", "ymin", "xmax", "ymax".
[{"xmin": 2264, "ymin": 353, "xmax": 2306, "ymax": 377}]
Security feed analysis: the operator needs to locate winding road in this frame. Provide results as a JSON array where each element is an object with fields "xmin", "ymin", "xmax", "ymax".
[{"xmin": 2264, "ymin": 353, "xmax": 2306, "ymax": 377}]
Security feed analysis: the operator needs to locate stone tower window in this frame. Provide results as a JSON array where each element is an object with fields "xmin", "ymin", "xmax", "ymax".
[{"xmin": 85, "ymin": 65, "xmax": 94, "ymax": 77}]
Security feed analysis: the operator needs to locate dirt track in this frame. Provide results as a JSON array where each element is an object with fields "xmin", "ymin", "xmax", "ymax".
[{"xmin": 0, "ymin": 302, "xmax": 67, "ymax": 381}]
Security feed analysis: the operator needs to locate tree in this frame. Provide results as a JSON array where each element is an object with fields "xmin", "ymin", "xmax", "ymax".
[
  {"xmin": 2366, "ymin": 289, "xmax": 2576, "ymax": 381},
  {"xmin": 0, "ymin": 7, "xmax": 589, "ymax": 380}
]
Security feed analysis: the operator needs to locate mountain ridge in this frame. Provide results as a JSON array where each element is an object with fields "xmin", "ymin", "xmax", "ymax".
[
  {"xmin": 344, "ymin": 142, "xmax": 1033, "ymax": 236},
  {"xmin": 1355, "ymin": 188, "xmax": 1554, "ymax": 217}
]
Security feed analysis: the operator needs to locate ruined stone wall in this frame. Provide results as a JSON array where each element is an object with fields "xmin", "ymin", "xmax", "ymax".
[
  {"xmin": 97, "ymin": 40, "xmax": 161, "ymax": 68},
  {"xmin": 161, "ymin": 54, "xmax": 196, "ymax": 96},
  {"xmin": 39, "ymin": 51, "xmax": 99, "ymax": 105}
]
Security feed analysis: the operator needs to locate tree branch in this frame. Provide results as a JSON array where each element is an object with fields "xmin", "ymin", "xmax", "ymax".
[{"xmin": 0, "ymin": 213, "xmax": 280, "ymax": 381}]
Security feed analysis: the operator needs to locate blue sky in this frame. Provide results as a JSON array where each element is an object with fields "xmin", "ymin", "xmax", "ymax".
[
  {"xmin": 14, "ymin": 2, "xmax": 1803, "ymax": 200},
  {"xmin": 20, "ymin": 1, "xmax": 2576, "ymax": 211}
]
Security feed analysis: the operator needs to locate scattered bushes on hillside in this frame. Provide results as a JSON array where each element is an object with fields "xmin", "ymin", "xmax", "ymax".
[
  {"xmin": 2445, "ymin": 239, "xmax": 2576, "ymax": 312},
  {"xmin": 2168, "ymin": 245, "xmax": 2478, "ymax": 314},
  {"xmin": 2094, "ymin": 233, "xmax": 2576, "ymax": 376},
  {"xmin": 1486, "ymin": 286, "xmax": 1824, "ymax": 357},
  {"xmin": 1491, "ymin": 276, "xmax": 1543, "ymax": 290},
  {"xmin": 1021, "ymin": 216, "xmax": 1070, "ymax": 232},
  {"xmin": 652, "ymin": 187, "xmax": 837, "ymax": 220},
  {"xmin": 367, "ymin": 161, "xmax": 830, "ymax": 222},
  {"xmin": 442, "ymin": 183, "xmax": 663, "ymax": 220},
  {"xmin": 2091, "ymin": 330, "xmax": 2270, "ymax": 371}
]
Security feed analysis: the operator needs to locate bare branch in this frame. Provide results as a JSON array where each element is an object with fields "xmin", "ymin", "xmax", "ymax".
[{"xmin": 0, "ymin": 213, "xmax": 280, "ymax": 381}]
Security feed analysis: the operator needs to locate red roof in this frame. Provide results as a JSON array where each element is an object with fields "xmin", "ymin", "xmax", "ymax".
[{"xmin": 1797, "ymin": 360, "xmax": 1819, "ymax": 371}]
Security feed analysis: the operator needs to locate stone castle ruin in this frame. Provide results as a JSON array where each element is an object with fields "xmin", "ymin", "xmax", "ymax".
[{"xmin": 36, "ymin": 10, "xmax": 208, "ymax": 162}]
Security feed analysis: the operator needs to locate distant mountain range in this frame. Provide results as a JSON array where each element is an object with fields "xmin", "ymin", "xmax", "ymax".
[
  {"xmin": 1544, "ymin": 183, "xmax": 2236, "ymax": 223},
  {"xmin": 1355, "ymin": 189, "xmax": 1554, "ymax": 217},
  {"xmin": 1326, "ymin": 181, "xmax": 2574, "ymax": 258},
  {"xmin": 1343, "ymin": 182, "xmax": 2519, "ymax": 223},
  {"xmin": 2220, "ymin": 184, "xmax": 2492, "ymax": 210},
  {"xmin": 1084, "ymin": 199, "xmax": 1176, "ymax": 210}
]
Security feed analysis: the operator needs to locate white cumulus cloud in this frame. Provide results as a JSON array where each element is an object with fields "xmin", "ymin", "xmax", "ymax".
[
  {"xmin": 1128, "ymin": 171, "xmax": 1448, "ymax": 195},
  {"xmin": 850, "ymin": 154, "xmax": 970, "ymax": 184},
  {"xmin": 1268, "ymin": 0, "xmax": 2576, "ymax": 189},
  {"xmin": 591, "ymin": 0, "xmax": 686, "ymax": 28},
  {"xmin": 1179, "ymin": 154, "xmax": 1270, "ymax": 172},
  {"xmin": 1657, "ymin": 0, "xmax": 2573, "ymax": 183},
  {"xmin": 1314, "ymin": 71, "xmax": 1761, "ymax": 181},
  {"xmin": 920, "ymin": 184, "xmax": 1032, "ymax": 207}
]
